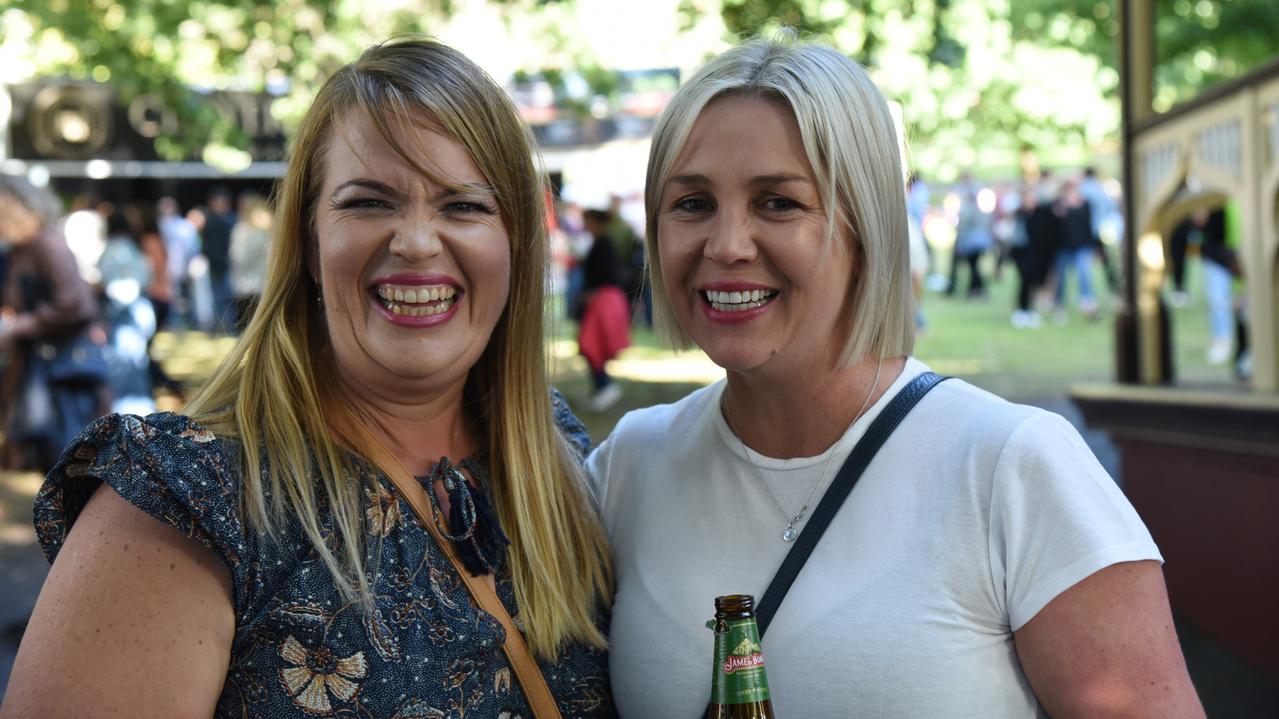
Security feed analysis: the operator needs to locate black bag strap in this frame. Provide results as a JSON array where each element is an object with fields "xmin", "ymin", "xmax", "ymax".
[{"xmin": 754, "ymin": 370, "xmax": 948, "ymax": 638}]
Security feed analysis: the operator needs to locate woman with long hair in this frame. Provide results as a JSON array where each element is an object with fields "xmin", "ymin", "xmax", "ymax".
[{"xmin": 6, "ymin": 38, "xmax": 614, "ymax": 717}]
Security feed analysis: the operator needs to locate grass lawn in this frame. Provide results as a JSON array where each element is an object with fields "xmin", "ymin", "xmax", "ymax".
[{"xmin": 150, "ymin": 254, "xmax": 1240, "ymax": 443}]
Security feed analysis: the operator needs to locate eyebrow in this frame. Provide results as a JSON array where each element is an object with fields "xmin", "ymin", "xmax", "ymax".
[
  {"xmin": 444, "ymin": 181, "xmax": 498, "ymax": 197},
  {"xmin": 331, "ymin": 178, "xmax": 497, "ymax": 199},
  {"xmin": 665, "ymin": 172, "xmax": 812, "ymax": 188},
  {"xmin": 331, "ymin": 179, "xmax": 400, "ymax": 197}
]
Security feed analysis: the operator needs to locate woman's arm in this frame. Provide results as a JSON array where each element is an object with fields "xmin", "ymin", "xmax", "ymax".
[
  {"xmin": 1014, "ymin": 560, "xmax": 1205, "ymax": 719},
  {"xmin": 1, "ymin": 486, "xmax": 236, "ymax": 718}
]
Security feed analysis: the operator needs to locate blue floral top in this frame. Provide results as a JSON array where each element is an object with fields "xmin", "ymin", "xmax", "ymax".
[{"xmin": 34, "ymin": 393, "xmax": 615, "ymax": 718}]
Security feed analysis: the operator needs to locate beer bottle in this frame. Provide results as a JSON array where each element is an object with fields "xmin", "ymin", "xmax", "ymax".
[{"xmin": 708, "ymin": 594, "xmax": 775, "ymax": 718}]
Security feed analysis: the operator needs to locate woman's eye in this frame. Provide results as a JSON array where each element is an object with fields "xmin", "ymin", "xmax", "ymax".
[
  {"xmin": 672, "ymin": 196, "xmax": 712, "ymax": 213},
  {"xmin": 333, "ymin": 197, "xmax": 390, "ymax": 211},
  {"xmin": 762, "ymin": 196, "xmax": 801, "ymax": 212},
  {"xmin": 445, "ymin": 200, "xmax": 496, "ymax": 214}
]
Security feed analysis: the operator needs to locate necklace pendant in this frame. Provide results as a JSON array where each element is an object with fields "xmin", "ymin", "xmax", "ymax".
[{"xmin": 782, "ymin": 525, "xmax": 799, "ymax": 542}]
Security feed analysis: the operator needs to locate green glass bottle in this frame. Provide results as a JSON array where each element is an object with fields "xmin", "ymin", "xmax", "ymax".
[{"xmin": 708, "ymin": 594, "xmax": 776, "ymax": 718}]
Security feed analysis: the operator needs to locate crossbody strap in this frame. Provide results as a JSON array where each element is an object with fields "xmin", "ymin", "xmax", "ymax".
[
  {"xmin": 755, "ymin": 371, "xmax": 949, "ymax": 637},
  {"xmin": 325, "ymin": 407, "xmax": 564, "ymax": 719}
]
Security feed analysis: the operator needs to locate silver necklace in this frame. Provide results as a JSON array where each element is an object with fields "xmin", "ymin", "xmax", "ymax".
[{"xmin": 722, "ymin": 358, "xmax": 883, "ymax": 542}]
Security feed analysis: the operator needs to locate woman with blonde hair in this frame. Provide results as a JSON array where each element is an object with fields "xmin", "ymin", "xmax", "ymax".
[
  {"xmin": 587, "ymin": 37, "xmax": 1203, "ymax": 716},
  {"xmin": 6, "ymin": 37, "xmax": 613, "ymax": 718}
]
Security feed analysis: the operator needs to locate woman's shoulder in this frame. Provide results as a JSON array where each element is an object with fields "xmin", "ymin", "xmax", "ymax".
[
  {"xmin": 896, "ymin": 360, "xmax": 1045, "ymax": 447},
  {"xmin": 34, "ymin": 412, "xmax": 256, "ymax": 610},
  {"xmin": 904, "ymin": 361, "xmax": 1093, "ymax": 470}
]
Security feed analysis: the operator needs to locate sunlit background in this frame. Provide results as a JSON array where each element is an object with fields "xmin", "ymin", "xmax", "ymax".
[{"xmin": 1, "ymin": 0, "xmax": 1278, "ymax": 712}]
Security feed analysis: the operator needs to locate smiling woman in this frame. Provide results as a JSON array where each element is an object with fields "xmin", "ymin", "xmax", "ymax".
[
  {"xmin": 587, "ymin": 36, "xmax": 1206, "ymax": 718},
  {"xmin": 3, "ymin": 38, "xmax": 614, "ymax": 719},
  {"xmin": 314, "ymin": 110, "xmax": 512, "ymax": 392}
]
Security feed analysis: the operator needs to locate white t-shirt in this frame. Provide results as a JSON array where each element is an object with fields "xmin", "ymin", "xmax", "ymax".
[{"xmin": 586, "ymin": 358, "xmax": 1161, "ymax": 718}]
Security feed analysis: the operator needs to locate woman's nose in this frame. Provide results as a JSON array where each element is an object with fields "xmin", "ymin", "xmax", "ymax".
[
  {"xmin": 703, "ymin": 208, "xmax": 757, "ymax": 265},
  {"xmin": 388, "ymin": 215, "xmax": 444, "ymax": 260}
]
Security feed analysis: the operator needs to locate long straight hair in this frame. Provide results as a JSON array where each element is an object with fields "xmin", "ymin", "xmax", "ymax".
[{"xmin": 185, "ymin": 37, "xmax": 612, "ymax": 658}]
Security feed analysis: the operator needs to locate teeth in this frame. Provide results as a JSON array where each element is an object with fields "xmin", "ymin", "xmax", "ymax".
[
  {"xmin": 707, "ymin": 292, "xmax": 773, "ymax": 311},
  {"xmin": 376, "ymin": 282, "xmax": 459, "ymax": 316},
  {"xmin": 704, "ymin": 289, "xmax": 776, "ymax": 311}
]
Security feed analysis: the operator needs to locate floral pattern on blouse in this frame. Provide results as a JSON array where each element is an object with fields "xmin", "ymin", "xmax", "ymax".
[{"xmin": 34, "ymin": 391, "xmax": 614, "ymax": 719}]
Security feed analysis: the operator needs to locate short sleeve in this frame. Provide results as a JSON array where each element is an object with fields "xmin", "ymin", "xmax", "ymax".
[
  {"xmin": 34, "ymin": 412, "xmax": 258, "ymax": 617},
  {"xmin": 551, "ymin": 387, "xmax": 591, "ymax": 459},
  {"xmin": 988, "ymin": 410, "xmax": 1163, "ymax": 630}
]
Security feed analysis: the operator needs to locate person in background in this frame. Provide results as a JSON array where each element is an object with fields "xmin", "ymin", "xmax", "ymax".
[
  {"xmin": 577, "ymin": 208, "xmax": 630, "ymax": 412},
  {"xmin": 60, "ymin": 193, "xmax": 106, "ymax": 287},
  {"xmin": 1221, "ymin": 199, "xmax": 1251, "ymax": 379},
  {"xmin": 606, "ymin": 194, "xmax": 647, "ymax": 327},
  {"xmin": 126, "ymin": 202, "xmax": 184, "ymax": 399},
  {"xmin": 4, "ymin": 37, "xmax": 614, "ymax": 718},
  {"xmin": 1053, "ymin": 179, "xmax": 1099, "ymax": 320},
  {"xmin": 1009, "ymin": 183, "xmax": 1044, "ymax": 329},
  {"xmin": 1080, "ymin": 166, "xmax": 1118, "ymax": 292},
  {"xmin": 157, "ymin": 196, "xmax": 200, "ymax": 328},
  {"xmin": 228, "ymin": 193, "xmax": 273, "ymax": 331},
  {"xmin": 907, "ymin": 172, "xmax": 938, "ymax": 289},
  {"xmin": 587, "ymin": 36, "xmax": 1204, "ymax": 717},
  {"xmin": 0, "ymin": 175, "xmax": 105, "ymax": 471},
  {"xmin": 1167, "ymin": 213, "xmax": 1197, "ymax": 307},
  {"xmin": 950, "ymin": 175, "xmax": 992, "ymax": 299},
  {"xmin": 1196, "ymin": 206, "xmax": 1238, "ymax": 366},
  {"xmin": 1028, "ymin": 172, "xmax": 1065, "ymax": 313},
  {"xmin": 201, "ymin": 187, "xmax": 238, "ymax": 332},
  {"xmin": 184, "ymin": 205, "xmax": 217, "ymax": 330},
  {"xmin": 97, "ymin": 211, "xmax": 157, "ymax": 415}
]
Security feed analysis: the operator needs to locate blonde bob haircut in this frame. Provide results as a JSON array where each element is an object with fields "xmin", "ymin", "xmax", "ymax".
[
  {"xmin": 644, "ymin": 37, "xmax": 915, "ymax": 364},
  {"xmin": 185, "ymin": 37, "xmax": 611, "ymax": 658}
]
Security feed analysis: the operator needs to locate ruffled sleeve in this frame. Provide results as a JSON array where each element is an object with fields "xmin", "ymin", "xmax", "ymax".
[
  {"xmin": 551, "ymin": 387, "xmax": 592, "ymax": 458},
  {"xmin": 34, "ymin": 412, "xmax": 259, "ymax": 617}
]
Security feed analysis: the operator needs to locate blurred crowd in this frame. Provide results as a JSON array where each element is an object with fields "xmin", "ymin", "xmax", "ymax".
[
  {"xmin": 0, "ymin": 164, "xmax": 1252, "ymax": 470},
  {"xmin": 906, "ymin": 167, "xmax": 1122, "ymax": 329},
  {"xmin": 0, "ymin": 176, "xmax": 274, "ymax": 472},
  {"xmin": 905, "ymin": 166, "xmax": 1249, "ymax": 380}
]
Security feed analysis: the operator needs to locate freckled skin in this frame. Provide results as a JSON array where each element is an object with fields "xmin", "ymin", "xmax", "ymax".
[{"xmin": 2, "ymin": 487, "xmax": 235, "ymax": 716}]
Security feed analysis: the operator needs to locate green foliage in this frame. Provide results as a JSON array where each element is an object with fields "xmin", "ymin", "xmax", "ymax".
[
  {"xmin": 4, "ymin": 0, "xmax": 452, "ymax": 160},
  {"xmin": 679, "ymin": 0, "xmax": 1121, "ymax": 178},
  {"xmin": 3, "ymin": 0, "xmax": 651, "ymax": 157},
  {"xmin": 12, "ymin": 0, "xmax": 1273, "ymax": 173},
  {"xmin": 1008, "ymin": 0, "xmax": 1279, "ymax": 111},
  {"xmin": 1151, "ymin": 0, "xmax": 1279, "ymax": 111}
]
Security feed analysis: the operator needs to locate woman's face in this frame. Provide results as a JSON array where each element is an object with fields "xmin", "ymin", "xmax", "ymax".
[
  {"xmin": 656, "ymin": 95, "xmax": 855, "ymax": 379},
  {"xmin": 0, "ymin": 195, "xmax": 42, "ymax": 245},
  {"xmin": 312, "ymin": 110, "xmax": 512, "ymax": 396}
]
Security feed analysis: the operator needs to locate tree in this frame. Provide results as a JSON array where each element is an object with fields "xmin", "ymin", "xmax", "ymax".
[
  {"xmin": 0, "ymin": 0, "xmax": 552, "ymax": 164},
  {"xmin": 1008, "ymin": 0, "xmax": 1279, "ymax": 111},
  {"xmin": 680, "ymin": 0, "xmax": 1120, "ymax": 178}
]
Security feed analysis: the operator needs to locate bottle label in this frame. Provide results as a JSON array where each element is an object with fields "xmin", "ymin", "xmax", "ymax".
[{"xmin": 711, "ymin": 618, "xmax": 771, "ymax": 704}]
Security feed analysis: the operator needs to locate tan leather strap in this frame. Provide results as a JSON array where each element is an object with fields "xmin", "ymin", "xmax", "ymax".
[{"xmin": 325, "ymin": 406, "xmax": 564, "ymax": 719}]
